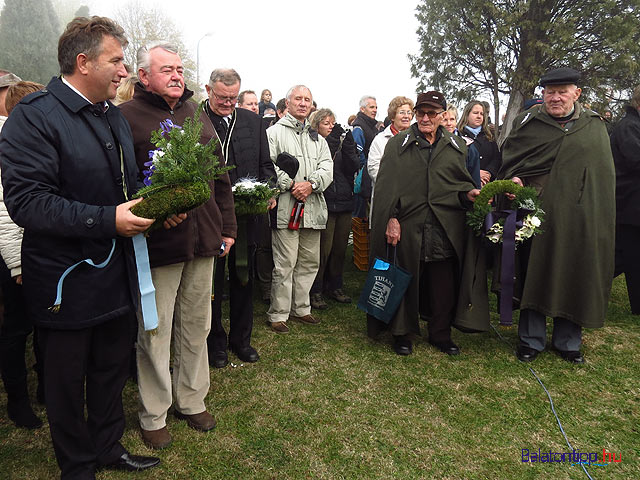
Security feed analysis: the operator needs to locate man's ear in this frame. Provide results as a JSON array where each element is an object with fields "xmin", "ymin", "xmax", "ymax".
[
  {"xmin": 76, "ymin": 53, "xmax": 89, "ymax": 75},
  {"xmin": 138, "ymin": 68, "xmax": 149, "ymax": 88},
  {"xmin": 574, "ymin": 87, "xmax": 582, "ymax": 102}
]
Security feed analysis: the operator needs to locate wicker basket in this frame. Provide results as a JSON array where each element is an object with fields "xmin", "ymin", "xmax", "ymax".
[{"xmin": 352, "ymin": 217, "xmax": 370, "ymax": 271}]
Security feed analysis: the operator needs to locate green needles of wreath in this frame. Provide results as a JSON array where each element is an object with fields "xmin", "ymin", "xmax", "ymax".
[
  {"xmin": 466, "ymin": 179, "xmax": 543, "ymax": 236},
  {"xmin": 131, "ymin": 106, "xmax": 233, "ymax": 232}
]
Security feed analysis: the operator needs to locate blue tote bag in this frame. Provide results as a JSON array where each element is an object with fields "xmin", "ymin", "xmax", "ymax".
[{"xmin": 357, "ymin": 244, "xmax": 412, "ymax": 324}]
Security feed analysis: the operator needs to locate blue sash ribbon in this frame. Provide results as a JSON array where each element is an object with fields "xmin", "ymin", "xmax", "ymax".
[
  {"xmin": 484, "ymin": 208, "xmax": 532, "ymax": 326},
  {"xmin": 132, "ymin": 233, "xmax": 158, "ymax": 331},
  {"xmin": 49, "ymin": 239, "xmax": 117, "ymax": 313},
  {"xmin": 48, "ymin": 236, "xmax": 158, "ymax": 332}
]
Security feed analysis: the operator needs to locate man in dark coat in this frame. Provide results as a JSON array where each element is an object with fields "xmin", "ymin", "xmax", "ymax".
[
  {"xmin": 611, "ymin": 85, "xmax": 640, "ymax": 314},
  {"xmin": 120, "ymin": 42, "xmax": 237, "ymax": 450},
  {"xmin": 500, "ymin": 68, "xmax": 615, "ymax": 364},
  {"xmin": 202, "ymin": 68, "xmax": 276, "ymax": 368},
  {"xmin": 0, "ymin": 17, "xmax": 160, "ymax": 479},
  {"xmin": 367, "ymin": 91, "xmax": 483, "ymax": 356}
]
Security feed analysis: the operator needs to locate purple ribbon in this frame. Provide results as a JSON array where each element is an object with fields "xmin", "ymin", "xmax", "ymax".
[{"xmin": 484, "ymin": 209, "xmax": 532, "ymax": 326}]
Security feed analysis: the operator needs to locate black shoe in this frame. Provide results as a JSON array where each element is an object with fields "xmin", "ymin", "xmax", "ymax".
[
  {"xmin": 7, "ymin": 400, "xmax": 43, "ymax": 429},
  {"xmin": 393, "ymin": 335, "xmax": 412, "ymax": 356},
  {"xmin": 516, "ymin": 345, "xmax": 539, "ymax": 362},
  {"xmin": 429, "ymin": 340, "xmax": 460, "ymax": 356},
  {"xmin": 556, "ymin": 350, "xmax": 585, "ymax": 364},
  {"xmin": 105, "ymin": 452, "xmax": 160, "ymax": 472},
  {"xmin": 231, "ymin": 345, "xmax": 259, "ymax": 363},
  {"xmin": 209, "ymin": 350, "xmax": 228, "ymax": 369}
]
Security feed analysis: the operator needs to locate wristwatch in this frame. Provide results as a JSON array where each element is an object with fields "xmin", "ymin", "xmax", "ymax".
[{"xmin": 310, "ymin": 180, "xmax": 318, "ymax": 191}]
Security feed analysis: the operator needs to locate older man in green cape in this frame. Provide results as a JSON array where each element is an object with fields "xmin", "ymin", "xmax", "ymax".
[
  {"xmin": 367, "ymin": 91, "xmax": 487, "ymax": 356},
  {"xmin": 500, "ymin": 68, "xmax": 615, "ymax": 364}
]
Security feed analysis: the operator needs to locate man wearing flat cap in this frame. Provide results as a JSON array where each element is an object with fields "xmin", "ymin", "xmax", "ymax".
[
  {"xmin": 367, "ymin": 91, "xmax": 486, "ymax": 356},
  {"xmin": 500, "ymin": 67, "xmax": 615, "ymax": 364}
]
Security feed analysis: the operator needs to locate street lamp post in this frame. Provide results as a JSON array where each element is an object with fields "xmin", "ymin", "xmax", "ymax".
[{"xmin": 196, "ymin": 32, "xmax": 214, "ymax": 94}]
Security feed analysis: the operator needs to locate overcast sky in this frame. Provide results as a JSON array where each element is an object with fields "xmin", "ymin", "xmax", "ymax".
[{"xmin": 88, "ymin": 0, "xmax": 422, "ymax": 124}]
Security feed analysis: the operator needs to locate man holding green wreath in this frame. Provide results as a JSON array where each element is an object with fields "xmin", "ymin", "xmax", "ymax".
[{"xmin": 500, "ymin": 67, "xmax": 615, "ymax": 364}]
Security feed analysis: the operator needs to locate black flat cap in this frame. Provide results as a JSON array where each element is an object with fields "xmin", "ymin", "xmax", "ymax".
[
  {"xmin": 275, "ymin": 152, "xmax": 299, "ymax": 179},
  {"xmin": 539, "ymin": 67, "xmax": 581, "ymax": 87}
]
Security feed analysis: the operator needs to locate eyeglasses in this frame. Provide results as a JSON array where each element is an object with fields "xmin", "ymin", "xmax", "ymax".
[
  {"xmin": 397, "ymin": 110, "xmax": 413, "ymax": 117},
  {"xmin": 210, "ymin": 91, "xmax": 238, "ymax": 104},
  {"xmin": 415, "ymin": 109, "xmax": 444, "ymax": 119}
]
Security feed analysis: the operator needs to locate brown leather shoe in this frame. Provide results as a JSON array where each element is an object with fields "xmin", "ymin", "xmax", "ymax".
[
  {"xmin": 174, "ymin": 410, "xmax": 217, "ymax": 432},
  {"xmin": 289, "ymin": 314, "xmax": 320, "ymax": 324},
  {"xmin": 270, "ymin": 321, "xmax": 289, "ymax": 333},
  {"xmin": 140, "ymin": 426, "xmax": 172, "ymax": 449}
]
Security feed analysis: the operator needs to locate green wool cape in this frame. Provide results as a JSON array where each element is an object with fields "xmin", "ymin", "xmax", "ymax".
[
  {"xmin": 499, "ymin": 104, "xmax": 615, "ymax": 328},
  {"xmin": 369, "ymin": 125, "xmax": 489, "ymax": 336}
]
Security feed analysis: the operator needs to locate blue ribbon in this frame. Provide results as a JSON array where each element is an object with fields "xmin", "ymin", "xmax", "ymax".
[
  {"xmin": 49, "ymin": 239, "xmax": 117, "ymax": 314},
  {"xmin": 484, "ymin": 209, "xmax": 532, "ymax": 326},
  {"xmin": 132, "ymin": 233, "xmax": 158, "ymax": 332}
]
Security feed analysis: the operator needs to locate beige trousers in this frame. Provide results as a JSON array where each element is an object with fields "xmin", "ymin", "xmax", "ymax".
[
  {"xmin": 268, "ymin": 228, "xmax": 321, "ymax": 323},
  {"xmin": 136, "ymin": 256, "xmax": 214, "ymax": 430}
]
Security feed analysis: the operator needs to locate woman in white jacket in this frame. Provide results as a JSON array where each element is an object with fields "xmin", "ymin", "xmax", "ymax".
[
  {"xmin": 0, "ymin": 81, "xmax": 44, "ymax": 429},
  {"xmin": 367, "ymin": 96, "xmax": 414, "ymax": 221}
]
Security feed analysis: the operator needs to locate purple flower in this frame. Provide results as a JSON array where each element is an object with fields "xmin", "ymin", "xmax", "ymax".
[
  {"xmin": 159, "ymin": 119, "xmax": 182, "ymax": 136},
  {"xmin": 143, "ymin": 160, "xmax": 155, "ymax": 186}
]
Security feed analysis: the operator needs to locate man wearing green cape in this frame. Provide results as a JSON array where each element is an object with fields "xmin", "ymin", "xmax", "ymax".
[
  {"xmin": 500, "ymin": 68, "xmax": 615, "ymax": 364},
  {"xmin": 367, "ymin": 91, "xmax": 485, "ymax": 356}
]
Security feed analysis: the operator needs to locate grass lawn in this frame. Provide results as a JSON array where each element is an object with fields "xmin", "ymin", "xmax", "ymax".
[{"xmin": 1, "ymin": 251, "xmax": 638, "ymax": 479}]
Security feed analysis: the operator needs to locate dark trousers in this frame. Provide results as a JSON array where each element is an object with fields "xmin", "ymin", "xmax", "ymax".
[
  {"xmin": 209, "ymin": 244, "xmax": 255, "ymax": 353},
  {"xmin": 0, "ymin": 260, "xmax": 41, "ymax": 405},
  {"xmin": 367, "ymin": 258, "xmax": 456, "ymax": 342},
  {"xmin": 518, "ymin": 309, "xmax": 582, "ymax": 352},
  {"xmin": 39, "ymin": 314, "xmax": 133, "ymax": 480},
  {"xmin": 311, "ymin": 211, "xmax": 352, "ymax": 294},
  {"xmin": 419, "ymin": 259, "xmax": 456, "ymax": 344},
  {"xmin": 615, "ymin": 224, "xmax": 640, "ymax": 314},
  {"xmin": 255, "ymin": 214, "xmax": 273, "ymax": 297}
]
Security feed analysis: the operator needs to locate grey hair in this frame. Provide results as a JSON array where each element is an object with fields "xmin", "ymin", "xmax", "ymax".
[
  {"xmin": 286, "ymin": 85, "xmax": 311, "ymax": 101},
  {"xmin": 208, "ymin": 68, "xmax": 241, "ymax": 87},
  {"xmin": 137, "ymin": 41, "xmax": 180, "ymax": 73},
  {"xmin": 359, "ymin": 95, "xmax": 376, "ymax": 108}
]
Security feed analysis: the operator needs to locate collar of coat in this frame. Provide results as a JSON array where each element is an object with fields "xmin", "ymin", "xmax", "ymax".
[
  {"xmin": 277, "ymin": 112, "xmax": 319, "ymax": 141},
  {"xmin": 517, "ymin": 101, "xmax": 599, "ymax": 132},
  {"xmin": 132, "ymin": 81, "xmax": 194, "ymax": 112},
  {"xmin": 398, "ymin": 124, "xmax": 464, "ymax": 155},
  {"xmin": 43, "ymin": 76, "xmax": 115, "ymax": 114}
]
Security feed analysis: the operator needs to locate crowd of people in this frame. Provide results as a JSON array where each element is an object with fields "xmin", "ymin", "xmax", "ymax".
[{"xmin": 0, "ymin": 14, "xmax": 637, "ymax": 480}]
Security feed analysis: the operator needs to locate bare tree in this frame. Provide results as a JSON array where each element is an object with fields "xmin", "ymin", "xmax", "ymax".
[{"xmin": 115, "ymin": 0, "xmax": 197, "ymax": 93}]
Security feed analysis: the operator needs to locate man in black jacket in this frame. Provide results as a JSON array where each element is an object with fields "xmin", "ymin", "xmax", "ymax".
[
  {"xmin": 352, "ymin": 95, "xmax": 383, "ymax": 218},
  {"xmin": 204, "ymin": 68, "xmax": 276, "ymax": 368},
  {"xmin": 611, "ymin": 85, "xmax": 640, "ymax": 314},
  {"xmin": 0, "ymin": 17, "xmax": 159, "ymax": 479}
]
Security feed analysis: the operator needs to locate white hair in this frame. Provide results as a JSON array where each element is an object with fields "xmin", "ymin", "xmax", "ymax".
[
  {"xmin": 359, "ymin": 95, "xmax": 376, "ymax": 108},
  {"xmin": 286, "ymin": 85, "xmax": 311, "ymax": 101},
  {"xmin": 137, "ymin": 41, "xmax": 180, "ymax": 73}
]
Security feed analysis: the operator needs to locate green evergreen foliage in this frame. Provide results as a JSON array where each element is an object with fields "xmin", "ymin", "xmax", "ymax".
[
  {"xmin": 0, "ymin": 0, "xmax": 60, "ymax": 83},
  {"xmin": 410, "ymin": 0, "xmax": 640, "ymax": 137},
  {"xmin": 232, "ymin": 179, "xmax": 279, "ymax": 217},
  {"xmin": 131, "ymin": 106, "xmax": 232, "ymax": 232}
]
